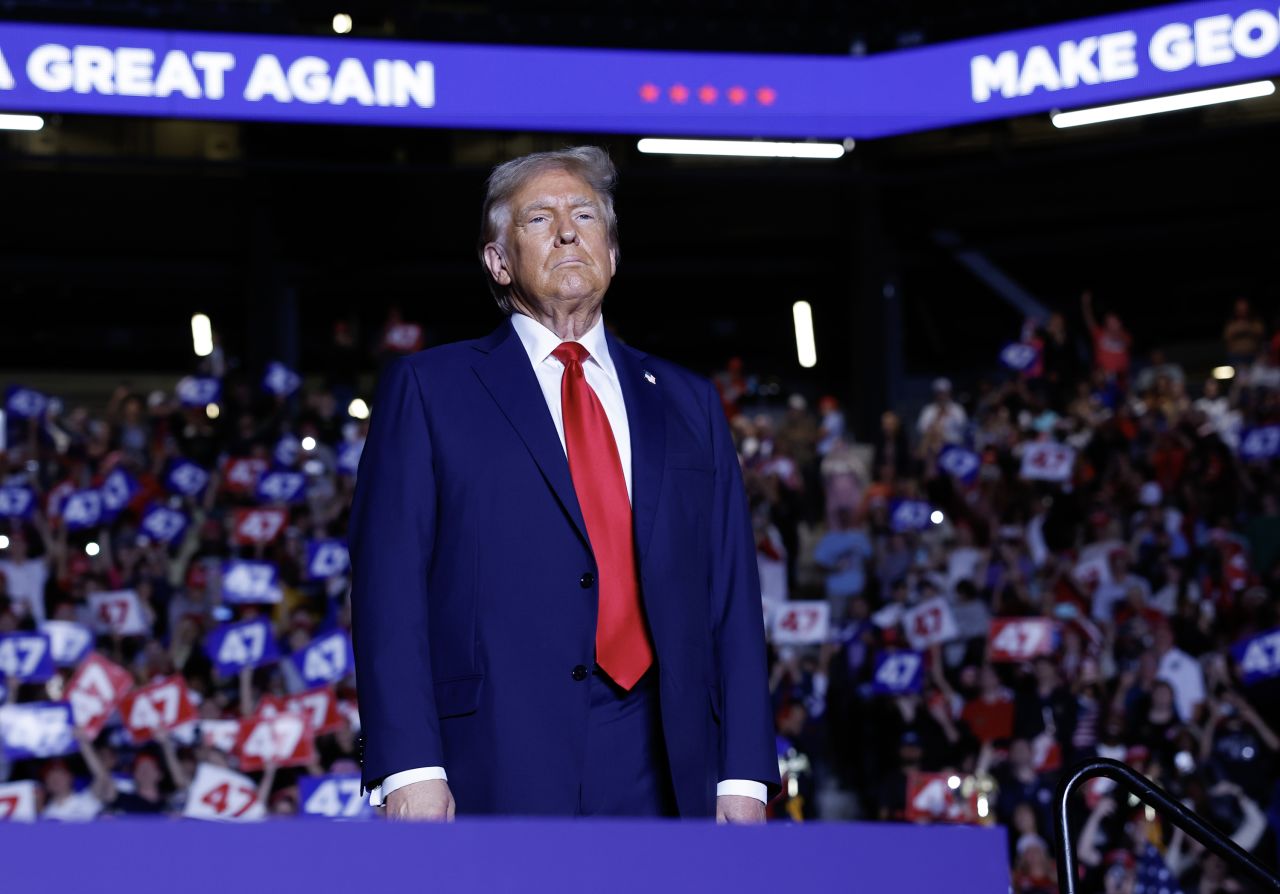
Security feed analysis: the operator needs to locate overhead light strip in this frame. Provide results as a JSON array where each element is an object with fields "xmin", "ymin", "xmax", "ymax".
[
  {"xmin": 0, "ymin": 113, "xmax": 44, "ymax": 131},
  {"xmin": 1051, "ymin": 80, "xmax": 1275, "ymax": 128},
  {"xmin": 637, "ymin": 138, "xmax": 847, "ymax": 159}
]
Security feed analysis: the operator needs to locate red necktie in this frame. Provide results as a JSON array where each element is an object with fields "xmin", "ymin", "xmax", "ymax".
[{"xmin": 552, "ymin": 342, "xmax": 653, "ymax": 690}]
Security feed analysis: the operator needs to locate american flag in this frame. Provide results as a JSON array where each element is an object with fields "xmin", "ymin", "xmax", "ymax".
[{"xmin": 1133, "ymin": 843, "xmax": 1182, "ymax": 894}]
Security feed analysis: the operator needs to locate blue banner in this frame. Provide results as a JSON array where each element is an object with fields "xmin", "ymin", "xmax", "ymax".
[
  {"xmin": 1232, "ymin": 628, "xmax": 1280, "ymax": 684},
  {"xmin": 336, "ymin": 441, "xmax": 363, "ymax": 476},
  {"xmin": 62, "ymin": 489, "xmax": 104, "ymax": 531},
  {"xmin": 999, "ymin": 342, "xmax": 1040, "ymax": 372},
  {"xmin": 0, "ymin": 485, "xmax": 36, "ymax": 520},
  {"xmin": 0, "ymin": 632, "xmax": 56, "ymax": 682},
  {"xmin": 40, "ymin": 621, "xmax": 94, "ymax": 667},
  {"xmin": 937, "ymin": 445, "xmax": 982, "ymax": 484},
  {"xmin": 1, "ymin": 4, "xmax": 1278, "ymax": 138},
  {"xmin": 256, "ymin": 469, "xmax": 307, "ymax": 505},
  {"xmin": 100, "ymin": 467, "xmax": 139, "ymax": 521},
  {"xmin": 165, "ymin": 458, "xmax": 210, "ymax": 497},
  {"xmin": 871, "ymin": 650, "xmax": 925, "ymax": 695},
  {"xmin": 292, "ymin": 631, "xmax": 355, "ymax": 687},
  {"xmin": 175, "ymin": 376, "xmax": 221, "ymax": 407},
  {"xmin": 890, "ymin": 499, "xmax": 934, "ymax": 533},
  {"xmin": 5, "ymin": 386, "xmax": 47, "ymax": 419},
  {"xmin": 220, "ymin": 559, "xmax": 283, "ymax": 604},
  {"xmin": 1239, "ymin": 426, "xmax": 1280, "ymax": 461},
  {"xmin": 204, "ymin": 617, "xmax": 280, "ymax": 677},
  {"xmin": 139, "ymin": 503, "xmax": 189, "ymax": 545},
  {"xmin": 298, "ymin": 774, "xmax": 374, "ymax": 820},
  {"xmin": 305, "ymin": 539, "xmax": 350, "ymax": 581},
  {"xmin": 263, "ymin": 361, "xmax": 302, "ymax": 397}
]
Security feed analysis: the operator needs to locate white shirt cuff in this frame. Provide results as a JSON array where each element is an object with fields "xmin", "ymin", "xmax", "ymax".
[
  {"xmin": 717, "ymin": 779, "xmax": 769, "ymax": 804},
  {"xmin": 367, "ymin": 766, "xmax": 447, "ymax": 807}
]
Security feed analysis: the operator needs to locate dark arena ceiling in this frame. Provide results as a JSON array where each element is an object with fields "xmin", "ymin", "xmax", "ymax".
[{"xmin": 0, "ymin": 0, "xmax": 1277, "ymax": 413}]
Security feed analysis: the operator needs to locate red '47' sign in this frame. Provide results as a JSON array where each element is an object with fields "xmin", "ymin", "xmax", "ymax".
[
  {"xmin": 120, "ymin": 675, "xmax": 198, "ymax": 744},
  {"xmin": 987, "ymin": 618, "xmax": 1056, "ymax": 663},
  {"xmin": 234, "ymin": 711, "xmax": 315, "ymax": 772},
  {"xmin": 905, "ymin": 772, "xmax": 982, "ymax": 824},
  {"xmin": 232, "ymin": 508, "xmax": 288, "ymax": 545},
  {"xmin": 258, "ymin": 686, "xmax": 345, "ymax": 736},
  {"xmin": 222, "ymin": 457, "xmax": 269, "ymax": 495},
  {"xmin": 64, "ymin": 653, "xmax": 135, "ymax": 737}
]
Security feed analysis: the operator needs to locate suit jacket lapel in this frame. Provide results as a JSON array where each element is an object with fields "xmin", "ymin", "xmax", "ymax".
[
  {"xmin": 472, "ymin": 319, "xmax": 590, "ymax": 549},
  {"xmin": 609, "ymin": 332, "xmax": 666, "ymax": 569}
]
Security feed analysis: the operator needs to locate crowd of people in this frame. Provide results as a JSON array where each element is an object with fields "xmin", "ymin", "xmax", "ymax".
[
  {"xmin": 737, "ymin": 294, "xmax": 1280, "ymax": 892},
  {"xmin": 2, "ymin": 296, "xmax": 1279, "ymax": 889}
]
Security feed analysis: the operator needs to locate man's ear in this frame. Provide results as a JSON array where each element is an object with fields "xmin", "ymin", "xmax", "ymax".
[
  {"xmin": 608, "ymin": 246, "xmax": 617, "ymax": 276},
  {"xmin": 483, "ymin": 243, "xmax": 512, "ymax": 285}
]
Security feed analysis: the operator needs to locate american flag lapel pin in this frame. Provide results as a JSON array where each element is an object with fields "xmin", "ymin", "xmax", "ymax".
[{"xmin": 644, "ymin": 370, "xmax": 656, "ymax": 385}]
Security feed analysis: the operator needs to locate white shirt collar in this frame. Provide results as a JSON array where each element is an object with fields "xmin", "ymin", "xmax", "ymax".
[{"xmin": 509, "ymin": 311, "xmax": 617, "ymax": 380}]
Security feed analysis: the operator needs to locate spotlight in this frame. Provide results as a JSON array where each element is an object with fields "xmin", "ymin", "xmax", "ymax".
[
  {"xmin": 86, "ymin": 542, "xmax": 100, "ymax": 557},
  {"xmin": 348, "ymin": 398, "xmax": 370, "ymax": 420},
  {"xmin": 332, "ymin": 13, "xmax": 353, "ymax": 34}
]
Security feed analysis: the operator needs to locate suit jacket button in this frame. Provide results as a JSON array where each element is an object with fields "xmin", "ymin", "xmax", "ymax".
[
  {"xmin": 571, "ymin": 665, "xmax": 588, "ymax": 681},
  {"xmin": 579, "ymin": 572, "xmax": 594, "ymax": 588}
]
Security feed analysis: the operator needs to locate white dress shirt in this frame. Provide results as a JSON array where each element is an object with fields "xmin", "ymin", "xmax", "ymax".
[{"xmin": 369, "ymin": 313, "xmax": 767, "ymax": 808}]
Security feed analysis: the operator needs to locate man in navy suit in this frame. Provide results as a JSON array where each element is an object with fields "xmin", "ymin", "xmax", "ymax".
[{"xmin": 350, "ymin": 146, "xmax": 777, "ymax": 820}]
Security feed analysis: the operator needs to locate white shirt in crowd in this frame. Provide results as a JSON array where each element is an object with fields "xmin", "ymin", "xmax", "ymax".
[
  {"xmin": 369, "ymin": 313, "xmax": 768, "ymax": 808},
  {"xmin": 42, "ymin": 790, "xmax": 102, "ymax": 822},
  {"xmin": 1157, "ymin": 647, "xmax": 1207, "ymax": 723},
  {"xmin": 916, "ymin": 400, "xmax": 967, "ymax": 444},
  {"xmin": 0, "ymin": 558, "xmax": 49, "ymax": 626}
]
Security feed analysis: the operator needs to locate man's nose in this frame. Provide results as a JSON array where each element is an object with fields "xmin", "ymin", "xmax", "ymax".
[{"xmin": 556, "ymin": 219, "xmax": 579, "ymax": 244}]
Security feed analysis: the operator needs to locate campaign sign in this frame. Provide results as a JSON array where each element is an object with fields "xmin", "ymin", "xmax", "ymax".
[
  {"xmin": 890, "ymin": 499, "xmax": 934, "ymax": 533},
  {"xmin": 0, "ymin": 702, "xmax": 77, "ymax": 759},
  {"xmin": 769, "ymin": 601, "xmax": 830, "ymax": 645},
  {"xmin": 45, "ymin": 480, "xmax": 76, "ymax": 520},
  {"xmin": 937, "ymin": 446, "xmax": 981, "ymax": 484},
  {"xmin": 176, "ymin": 376, "xmax": 221, "ymax": 408},
  {"xmin": 234, "ymin": 711, "xmax": 315, "ymax": 771},
  {"xmin": 220, "ymin": 559, "xmax": 283, "ymax": 604},
  {"xmin": 231, "ymin": 507, "xmax": 288, "ymax": 545},
  {"xmin": 905, "ymin": 772, "xmax": 982, "ymax": 824},
  {"xmin": 222, "ymin": 457, "xmax": 270, "ymax": 495},
  {"xmin": 65, "ymin": 652, "xmax": 135, "ymax": 736},
  {"xmin": 871, "ymin": 650, "xmax": 925, "ymax": 696},
  {"xmin": 1020, "ymin": 442, "xmax": 1076, "ymax": 483},
  {"xmin": 165, "ymin": 458, "xmax": 210, "ymax": 497},
  {"xmin": 259, "ymin": 686, "xmax": 345, "ymax": 735},
  {"xmin": 293, "ymin": 631, "xmax": 355, "ymax": 687},
  {"xmin": 1232, "ymin": 628, "xmax": 1280, "ymax": 685},
  {"xmin": 1239, "ymin": 426, "xmax": 1280, "ymax": 462},
  {"xmin": 263, "ymin": 361, "xmax": 302, "ymax": 398},
  {"xmin": 999, "ymin": 342, "xmax": 1040, "ymax": 372},
  {"xmin": 0, "ymin": 780, "xmax": 39, "ymax": 822},
  {"xmin": 41, "ymin": 620, "xmax": 95, "ymax": 666},
  {"xmin": 987, "ymin": 618, "xmax": 1057, "ymax": 662},
  {"xmin": 87, "ymin": 589, "xmax": 149, "ymax": 636},
  {"xmin": 184, "ymin": 763, "xmax": 264, "ymax": 821},
  {"xmin": 62, "ymin": 489, "xmax": 104, "ymax": 531},
  {"xmin": 903, "ymin": 597, "xmax": 960, "ymax": 651},
  {"xmin": 0, "ymin": 485, "xmax": 36, "ymax": 520},
  {"xmin": 306, "ymin": 539, "xmax": 350, "ymax": 580},
  {"xmin": 120, "ymin": 675, "xmax": 198, "ymax": 744},
  {"xmin": 337, "ymin": 440, "xmax": 364, "ymax": 476},
  {"xmin": 6, "ymin": 386, "xmax": 47, "ymax": 419},
  {"xmin": 0, "ymin": 632, "xmax": 55, "ymax": 682},
  {"xmin": 298, "ymin": 775, "xmax": 372, "ymax": 820},
  {"xmin": 139, "ymin": 503, "xmax": 189, "ymax": 546},
  {"xmin": 205, "ymin": 617, "xmax": 280, "ymax": 677},
  {"xmin": 256, "ymin": 469, "xmax": 307, "ymax": 505},
  {"xmin": 274, "ymin": 435, "xmax": 301, "ymax": 467},
  {"xmin": 99, "ymin": 467, "xmax": 139, "ymax": 520},
  {"xmin": 200, "ymin": 719, "xmax": 242, "ymax": 753}
]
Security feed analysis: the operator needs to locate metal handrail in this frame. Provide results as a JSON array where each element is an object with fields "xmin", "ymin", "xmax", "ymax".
[{"xmin": 1053, "ymin": 757, "xmax": 1280, "ymax": 893}]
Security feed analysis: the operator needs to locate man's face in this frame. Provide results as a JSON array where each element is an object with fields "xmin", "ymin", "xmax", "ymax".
[{"xmin": 485, "ymin": 168, "xmax": 616, "ymax": 313}]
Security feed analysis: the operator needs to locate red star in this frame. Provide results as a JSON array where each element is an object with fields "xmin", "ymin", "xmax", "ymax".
[
  {"xmin": 639, "ymin": 83, "xmax": 660, "ymax": 103},
  {"xmin": 727, "ymin": 86, "xmax": 747, "ymax": 105},
  {"xmin": 698, "ymin": 85, "xmax": 718, "ymax": 104},
  {"xmin": 756, "ymin": 86, "xmax": 777, "ymax": 106},
  {"xmin": 669, "ymin": 84, "xmax": 690, "ymax": 103}
]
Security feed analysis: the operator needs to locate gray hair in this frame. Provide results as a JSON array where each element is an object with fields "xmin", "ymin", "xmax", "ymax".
[{"xmin": 478, "ymin": 146, "xmax": 621, "ymax": 314}]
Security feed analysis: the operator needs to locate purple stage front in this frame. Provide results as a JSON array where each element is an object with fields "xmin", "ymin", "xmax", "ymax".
[{"xmin": 3, "ymin": 818, "xmax": 1010, "ymax": 892}]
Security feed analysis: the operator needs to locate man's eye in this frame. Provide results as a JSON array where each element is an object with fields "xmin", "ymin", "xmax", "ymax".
[
  {"xmin": 576, "ymin": 212, "xmax": 595, "ymax": 221},
  {"xmin": 528, "ymin": 215, "xmax": 548, "ymax": 224}
]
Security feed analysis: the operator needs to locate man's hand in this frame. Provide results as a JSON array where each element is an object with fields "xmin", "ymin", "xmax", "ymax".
[
  {"xmin": 384, "ymin": 778, "xmax": 455, "ymax": 822},
  {"xmin": 716, "ymin": 795, "xmax": 765, "ymax": 824}
]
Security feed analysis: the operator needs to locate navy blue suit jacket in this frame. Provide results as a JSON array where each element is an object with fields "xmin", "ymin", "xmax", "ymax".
[{"xmin": 349, "ymin": 317, "xmax": 778, "ymax": 816}]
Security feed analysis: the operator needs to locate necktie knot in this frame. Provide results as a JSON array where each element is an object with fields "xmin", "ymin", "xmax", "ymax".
[{"xmin": 552, "ymin": 341, "xmax": 590, "ymax": 368}]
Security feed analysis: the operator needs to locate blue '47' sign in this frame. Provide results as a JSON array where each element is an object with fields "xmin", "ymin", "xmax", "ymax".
[
  {"xmin": 871, "ymin": 650, "xmax": 924, "ymax": 695},
  {"xmin": 306, "ymin": 539, "xmax": 350, "ymax": 580},
  {"xmin": 205, "ymin": 617, "xmax": 279, "ymax": 677},
  {"xmin": 0, "ymin": 632, "xmax": 55, "ymax": 682},
  {"xmin": 293, "ymin": 631, "xmax": 355, "ymax": 687},
  {"xmin": 1233, "ymin": 629, "xmax": 1280, "ymax": 685},
  {"xmin": 298, "ymin": 774, "xmax": 372, "ymax": 819},
  {"xmin": 1239, "ymin": 427, "xmax": 1280, "ymax": 462}
]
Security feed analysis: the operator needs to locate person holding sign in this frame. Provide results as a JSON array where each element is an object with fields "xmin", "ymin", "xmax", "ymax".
[{"xmin": 350, "ymin": 147, "xmax": 777, "ymax": 821}]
